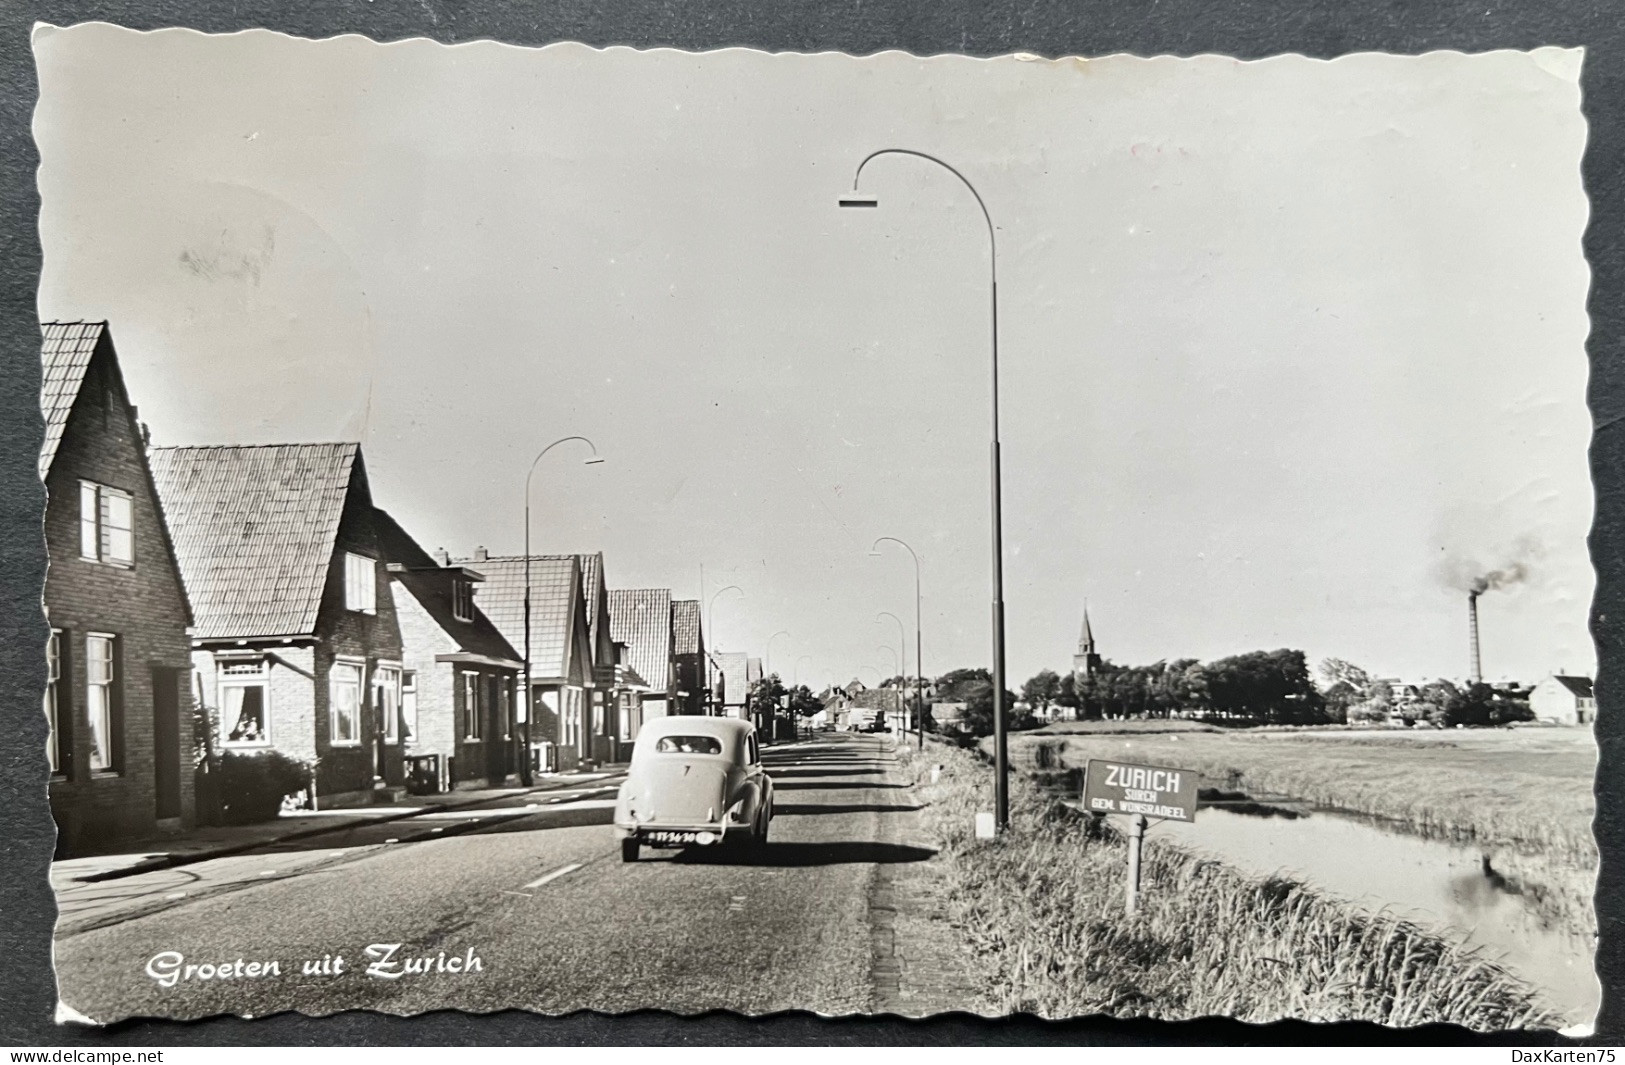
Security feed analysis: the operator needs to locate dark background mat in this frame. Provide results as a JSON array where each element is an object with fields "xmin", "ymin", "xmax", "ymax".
[{"xmin": 0, "ymin": 0, "xmax": 1618, "ymax": 1048}]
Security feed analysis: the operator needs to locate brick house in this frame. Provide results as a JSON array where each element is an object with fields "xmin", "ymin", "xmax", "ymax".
[
  {"xmin": 456, "ymin": 554, "xmax": 595, "ymax": 771},
  {"xmin": 609, "ymin": 589, "xmax": 676, "ymax": 739},
  {"xmin": 374, "ymin": 515, "xmax": 521, "ymax": 790},
  {"xmin": 150, "ymin": 442, "xmax": 407, "ymax": 804},
  {"xmin": 671, "ymin": 599, "xmax": 707, "ymax": 716},
  {"xmin": 41, "ymin": 321, "xmax": 197, "ymax": 854}
]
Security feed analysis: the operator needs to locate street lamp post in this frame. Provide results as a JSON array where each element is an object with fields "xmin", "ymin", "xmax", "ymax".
[
  {"xmin": 766, "ymin": 630, "xmax": 792, "ymax": 678},
  {"xmin": 707, "ymin": 584, "xmax": 744, "ymax": 715},
  {"xmin": 842, "ymin": 151, "xmax": 1009, "ymax": 829},
  {"xmin": 877, "ymin": 610, "xmax": 908, "ymax": 736},
  {"xmin": 877, "ymin": 643, "xmax": 901, "ymax": 731},
  {"xmin": 523, "ymin": 436, "xmax": 605, "ymax": 787},
  {"xmin": 870, "ymin": 537, "xmax": 925, "ymax": 752},
  {"xmin": 794, "ymin": 654, "xmax": 814, "ymax": 739},
  {"xmin": 766, "ymin": 630, "xmax": 791, "ymax": 738}
]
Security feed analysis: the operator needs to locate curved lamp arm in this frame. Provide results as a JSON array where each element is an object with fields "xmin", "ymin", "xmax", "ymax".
[{"xmin": 847, "ymin": 149, "xmax": 997, "ymax": 285}]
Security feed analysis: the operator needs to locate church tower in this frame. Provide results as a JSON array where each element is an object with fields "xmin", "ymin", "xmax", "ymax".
[{"xmin": 1072, "ymin": 607, "xmax": 1101, "ymax": 686}]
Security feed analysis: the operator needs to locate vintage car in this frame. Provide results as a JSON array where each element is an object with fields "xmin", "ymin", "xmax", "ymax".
[{"xmin": 613, "ymin": 716, "xmax": 774, "ymax": 862}]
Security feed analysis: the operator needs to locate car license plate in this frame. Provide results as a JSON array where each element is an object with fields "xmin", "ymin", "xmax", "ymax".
[{"xmin": 646, "ymin": 830, "xmax": 700, "ymax": 845}]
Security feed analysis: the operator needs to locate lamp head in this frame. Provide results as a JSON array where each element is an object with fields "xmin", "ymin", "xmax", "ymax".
[
  {"xmin": 839, "ymin": 194, "xmax": 879, "ymax": 209},
  {"xmin": 584, "ymin": 456, "xmax": 607, "ymax": 465}
]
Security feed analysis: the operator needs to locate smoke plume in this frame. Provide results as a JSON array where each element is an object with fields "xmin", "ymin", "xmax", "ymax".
[{"xmin": 1436, "ymin": 535, "xmax": 1544, "ymax": 597}]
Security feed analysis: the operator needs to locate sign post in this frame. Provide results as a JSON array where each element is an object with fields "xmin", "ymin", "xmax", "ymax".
[{"xmin": 1082, "ymin": 758, "xmax": 1198, "ymax": 917}]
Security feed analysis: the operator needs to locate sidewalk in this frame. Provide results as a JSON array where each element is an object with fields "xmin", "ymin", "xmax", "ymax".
[
  {"xmin": 869, "ymin": 735, "xmax": 998, "ymax": 1017},
  {"xmin": 54, "ymin": 769, "xmax": 623, "ymax": 885}
]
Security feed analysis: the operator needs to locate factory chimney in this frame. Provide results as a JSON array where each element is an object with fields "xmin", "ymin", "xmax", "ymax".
[{"xmin": 1468, "ymin": 591, "xmax": 1483, "ymax": 684}]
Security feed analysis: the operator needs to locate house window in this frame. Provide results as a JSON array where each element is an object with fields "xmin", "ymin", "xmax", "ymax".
[
  {"xmin": 499, "ymin": 681, "xmax": 511, "ymax": 741},
  {"xmin": 79, "ymin": 482, "xmax": 134, "ymax": 567},
  {"xmin": 376, "ymin": 666, "xmax": 403, "ymax": 743},
  {"xmin": 344, "ymin": 552, "xmax": 376, "ymax": 614},
  {"xmin": 45, "ymin": 630, "xmax": 67, "ymax": 775},
  {"xmin": 563, "ymin": 687, "xmax": 582, "ymax": 750},
  {"xmin": 330, "ymin": 661, "xmax": 362, "ymax": 745},
  {"xmin": 86, "ymin": 633, "xmax": 119, "ymax": 772},
  {"xmin": 401, "ymin": 670, "xmax": 418, "ymax": 743},
  {"xmin": 221, "ymin": 659, "xmax": 270, "ymax": 746},
  {"xmin": 461, "ymin": 671, "xmax": 483, "ymax": 740},
  {"xmin": 452, "ymin": 579, "xmax": 473, "ymax": 623}
]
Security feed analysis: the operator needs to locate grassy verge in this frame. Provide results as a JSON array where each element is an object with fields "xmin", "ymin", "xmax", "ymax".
[
  {"xmin": 904, "ymin": 740, "xmax": 1560, "ymax": 1029},
  {"xmin": 1002, "ymin": 728, "xmax": 1596, "ymax": 938}
]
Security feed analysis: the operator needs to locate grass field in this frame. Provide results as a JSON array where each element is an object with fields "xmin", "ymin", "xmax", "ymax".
[
  {"xmin": 994, "ymin": 724, "xmax": 1598, "ymax": 936},
  {"xmin": 902, "ymin": 739, "xmax": 1562, "ymax": 1028}
]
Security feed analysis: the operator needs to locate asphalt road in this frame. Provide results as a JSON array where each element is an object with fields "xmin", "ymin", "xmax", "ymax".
[{"xmin": 54, "ymin": 732, "xmax": 934, "ymax": 1022}]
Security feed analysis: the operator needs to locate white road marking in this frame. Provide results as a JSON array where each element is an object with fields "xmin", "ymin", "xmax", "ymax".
[
  {"xmin": 523, "ymin": 862, "xmax": 584, "ymax": 889},
  {"xmin": 384, "ymin": 838, "xmax": 400, "ymax": 844},
  {"xmin": 259, "ymin": 870, "xmax": 277, "ymax": 877},
  {"xmin": 165, "ymin": 891, "xmax": 186, "ymax": 899}
]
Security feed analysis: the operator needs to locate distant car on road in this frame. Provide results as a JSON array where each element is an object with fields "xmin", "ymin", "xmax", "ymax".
[{"xmin": 613, "ymin": 716, "xmax": 774, "ymax": 862}]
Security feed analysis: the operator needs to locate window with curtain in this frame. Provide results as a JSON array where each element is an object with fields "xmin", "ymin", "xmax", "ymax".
[
  {"xmin": 344, "ymin": 552, "xmax": 376, "ymax": 613},
  {"xmin": 45, "ymin": 630, "xmax": 65, "ymax": 774},
  {"xmin": 86, "ymin": 633, "xmax": 118, "ymax": 771},
  {"xmin": 461, "ymin": 671, "xmax": 483, "ymax": 740},
  {"xmin": 79, "ymin": 482, "xmax": 133, "ymax": 566},
  {"xmin": 376, "ymin": 666, "xmax": 402, "ymax": 743},
  {"xmin": 330, "ymin": 661, "xmax": 362, "ymax": 744}
]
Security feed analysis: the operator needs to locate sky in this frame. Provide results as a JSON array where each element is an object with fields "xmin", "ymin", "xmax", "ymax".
[{"xmin": 33, "ymin": 27, "xmax": 1595, "ymax": 691}]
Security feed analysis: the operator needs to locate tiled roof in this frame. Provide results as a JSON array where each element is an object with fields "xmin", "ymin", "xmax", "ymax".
[
  {"xmin": 711, "ymin": 651, "xmax": 749, "ymax": 707},
  {"xmin": 1552, "ymin": 675, "xmax": 1594, "ymax": 699},
  {"xmin": 454, "ymin": 555, "xmax": 580, "ymax": 679},
  {"xmin": 149, "ymin": 443, "xmax": 359, "ymax": 640},
  {"xmin": 39, "ymin": 322, "xmax": 105, "ymax": 478},
  {"xmin": 373, "ymin": 509, "xmax": 519, "ymax": 665},
  {"xmin": 534, "ymin": 554, "xmax": 605, "ymax": 649},
  {"xmin": 672, "ymin": 599, "xmax": 703, "ymax": 656},
  {"xmin": 608, "ymin": 589, "xmax": 672, "ymax": 694}
]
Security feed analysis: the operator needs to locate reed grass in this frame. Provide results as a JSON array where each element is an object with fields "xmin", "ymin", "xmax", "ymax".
[
  {"xmin": 906, "ymin": 741, "xmax": 1562, "ymax": 1030},
  {"xmin": 1005, "ymin": 727, "xmax": 1597, "ymax": 938}
]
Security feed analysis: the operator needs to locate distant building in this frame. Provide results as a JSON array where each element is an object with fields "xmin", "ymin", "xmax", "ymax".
[
  {"xmin": 535, "ymin": 554, "xmax": 620, "ymax": 763},
  {"xmin": 1530, "ymin": 675, "xmax": 1595, "ymax": 726},
  {"xmin": 710, "ymin": 651, "xmax": 750, "ymax": 718},
  {"xmin": 459, "ymin": 555, "xmax": 596, "ymax": 771},
  {"xmin": 670, "ymin": 599, "xmax": 707, "ymax": 716},
  {"xmin": 42, "ymin": 322, "xmax": 197, "ymax": 853},
  {"xmin": 931, "ymin": 701, "xmax": 970, "ymax": 733},
  {"xmin": 1072, "ymin": 608, "xmax": 1101, "ymax": 687},
  {"xmin": 608, "ymin": 588, "xmax": 676, "ymax": 739}
]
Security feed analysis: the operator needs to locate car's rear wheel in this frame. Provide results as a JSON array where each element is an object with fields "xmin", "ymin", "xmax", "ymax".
[{"xmin": 620, "ymin": 838, "xmax": 640, "ymax": 863}]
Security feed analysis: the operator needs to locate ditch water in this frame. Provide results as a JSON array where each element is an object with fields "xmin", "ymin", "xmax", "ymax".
[{"xmin": 1154, "ymin": 804, "xmax": 1598, "ymax": 1024}]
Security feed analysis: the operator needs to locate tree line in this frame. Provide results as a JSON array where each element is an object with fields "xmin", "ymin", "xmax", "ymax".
[{"xmin": 1017, "ymin": 649, "xmax": 1327, "ymax": 726}]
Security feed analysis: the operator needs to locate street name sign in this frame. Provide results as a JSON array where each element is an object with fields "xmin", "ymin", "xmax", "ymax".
[{"xmin": 1083, "ymin": 758, "xmax": 1199, "ymax": 822}]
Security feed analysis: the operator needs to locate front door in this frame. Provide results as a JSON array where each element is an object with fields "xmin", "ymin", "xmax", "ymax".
[
  {"xmin": 485, "ymin": 673, "xmax": 507, "ymax": 785},
  {"xmin": 152, "ymin": 666, "xmax": 183, "ymax": 821}
]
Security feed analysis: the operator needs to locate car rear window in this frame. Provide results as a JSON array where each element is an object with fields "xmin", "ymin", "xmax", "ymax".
[{"xmin": 654, "ymin": 735, "xmax": 724, "ymax": 755}]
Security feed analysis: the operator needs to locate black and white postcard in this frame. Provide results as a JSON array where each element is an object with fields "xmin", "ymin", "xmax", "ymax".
[{"xmin": 32, "ymin": 26, "xmax": 1597, "ymax": 1033}]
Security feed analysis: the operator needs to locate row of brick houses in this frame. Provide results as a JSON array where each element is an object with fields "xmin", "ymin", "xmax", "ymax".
[{"xmin": 41, "ymin": 321, "xmax": 739, "ymax": 854}]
